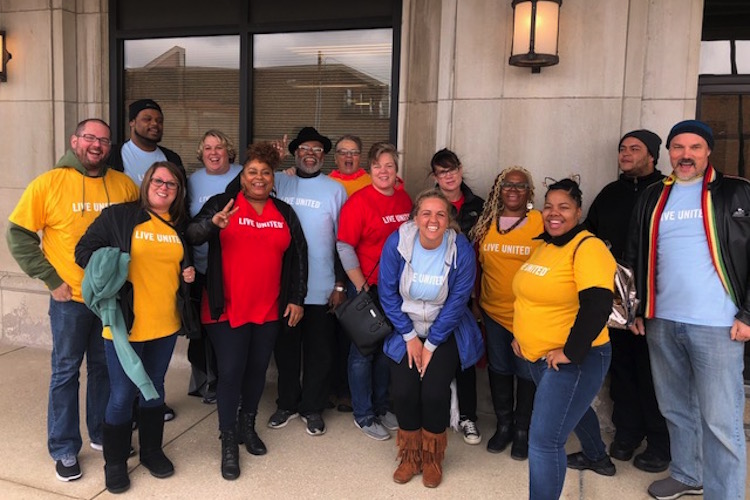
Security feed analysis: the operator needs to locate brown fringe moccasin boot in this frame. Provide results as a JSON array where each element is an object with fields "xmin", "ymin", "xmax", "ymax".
[
  {"xmin": 421, "ymin": 429, "xmax": 447, "ymax": 488},
  {"xmin": 393, "ymin": 428, "xmax": 422, "ymax": 484}
]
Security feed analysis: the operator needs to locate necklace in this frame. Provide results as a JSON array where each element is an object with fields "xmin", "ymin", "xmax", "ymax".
[{"xmin": 497, "ymin": 212, "xmax": 527, "ymax": 235}]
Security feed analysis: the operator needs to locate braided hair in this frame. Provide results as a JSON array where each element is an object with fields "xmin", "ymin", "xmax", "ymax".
[{"xmin": 469, "ymin": 166, "xmax": 535, "ymax": 244}]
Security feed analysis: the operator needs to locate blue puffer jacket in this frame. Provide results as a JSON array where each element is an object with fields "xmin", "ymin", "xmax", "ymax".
[{"xmin": 378, "ymin": 222, "xmax": 484, "ymax": 370}]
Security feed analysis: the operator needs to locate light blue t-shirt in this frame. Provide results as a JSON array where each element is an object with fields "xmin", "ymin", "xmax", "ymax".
[
  {"xmin": 274, "ymin": 173, "xmax": 347, "ymax": 305},
  {"xmin": 655, "ymin": 180, "xmax": 738, "ymax": 326},
  {"xmin": 120, "ymin": 141, "xmax": 167, "ymax": 186},
  {"xmin": 409, "ymin": 236, "xmax": 448, "ymax": 301},
  {"xmin": 187, "ymin": 164, "xmax": 243, "ymax": 274}
]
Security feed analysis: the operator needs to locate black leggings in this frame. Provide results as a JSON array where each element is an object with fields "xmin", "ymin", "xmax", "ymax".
[
  {"xmin": 389, "ymin": 335, "xmax": 459, "ymax": 434},
  {"xmin": 206, "ymin": 320, "xmax": 279, "ymax": 431}
]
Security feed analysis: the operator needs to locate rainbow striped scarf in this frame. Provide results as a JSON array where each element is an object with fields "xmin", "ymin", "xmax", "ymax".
[{"xmin": 643, "ymin": 164, "xmax": 735, "ymax": 318}]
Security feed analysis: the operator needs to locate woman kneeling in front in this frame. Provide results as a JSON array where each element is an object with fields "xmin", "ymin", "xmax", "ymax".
[{"xmin": 378, "ymin": 189, "xmax": 483, "ymax": 488}]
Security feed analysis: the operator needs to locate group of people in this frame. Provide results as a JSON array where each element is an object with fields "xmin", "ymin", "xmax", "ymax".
[{"xmin": 7, "ymin": 102, "xmax": 749, "ymax": 500}]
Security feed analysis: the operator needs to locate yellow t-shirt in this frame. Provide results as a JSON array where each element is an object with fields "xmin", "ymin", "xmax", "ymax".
[
  {"xmin": 103, "ymin": 215, "xmax": 183, "ymax": 342},
  {"xmin": 478, "ymin": 210, "xmax": 543, "ymax": 330},
  {"xmin": 331, "ymin": 171, "xmax": 372, "ymax": 197},
  {"xmin": 8, "ymin": 168, "xmax": 139, "ymax": 302},
  {"xmin": 512, "ymin": 230, "xmax": 615, "ymax": 362}
]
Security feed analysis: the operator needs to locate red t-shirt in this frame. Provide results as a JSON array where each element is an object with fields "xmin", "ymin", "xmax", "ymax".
[
  {"xmin": 337, "ymin": 185, "xmax": 412, "ymax": 285},
  {"xmin": 201, "ymin": 196, "xmax": 291, "ymax": 327},
  {"xmin": 451, "ymin": 195, "xmax": 465, "ymax": 215}
]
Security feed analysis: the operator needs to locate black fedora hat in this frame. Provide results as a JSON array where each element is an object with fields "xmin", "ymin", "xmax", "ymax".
[{"xmin": 288, "ymin": 127, "xmax": 332, "ymax": 155}]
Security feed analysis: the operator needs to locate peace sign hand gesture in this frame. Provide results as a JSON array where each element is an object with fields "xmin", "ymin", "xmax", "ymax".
[{"xmin": 212, "ymin": 198, "xmax": 239, "ymax": 229}]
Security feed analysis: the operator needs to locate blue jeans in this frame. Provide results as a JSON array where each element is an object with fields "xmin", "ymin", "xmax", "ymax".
[
  {"xmin": 527, "ymin": 343, "xmax": 611, "ymax": 500},
  {"xmin": 348, "ymin": 343, "xmax": 390, "ymax": 426},
  {"xmin": 48, "ymin": 298, "xmax": 108, "ymax": 461},
  {"xmin": 646, "ymin": 318, "xmax": 746, "ymax": 500},
  {"xmin": 482, "ymin": 312, "xmax": 532, "ymax": 379},
  {"xmin": 103, "ymin": 335, "xmax": 177, "ymax": 425}
]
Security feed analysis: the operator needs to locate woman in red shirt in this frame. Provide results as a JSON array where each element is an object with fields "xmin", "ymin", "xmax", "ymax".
[
  {"xmin": 336, "ymin": 142, "xmax": 412, "ymax": 441},
  {"xmin": 186, "ymin": 143, "xmax": 308, "ymax": 480}
]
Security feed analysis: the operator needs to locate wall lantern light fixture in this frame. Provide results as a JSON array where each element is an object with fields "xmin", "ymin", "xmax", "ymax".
[
  {"xmin": 509, "ymin": 0, "xmax": 561, "ymax": 73},
  {"xmin": 0, "ymin": 31, "xmax": 12, "ymax": 82}
]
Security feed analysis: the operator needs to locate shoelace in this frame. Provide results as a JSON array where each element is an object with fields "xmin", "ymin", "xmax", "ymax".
[{"xmin": 462, "ymin": 420, "xmax": 479, "ymax": 436}]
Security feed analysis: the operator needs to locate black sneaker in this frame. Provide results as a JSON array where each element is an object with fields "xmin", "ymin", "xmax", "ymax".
[
  {"xmin": 301, "ymin": 412, "xmax": 326, "ymax": 436},
  {"xmin": 55, "ymin": 459, "xmax": 82, "ymax": 482},
  {"xmin": 164, "ymin": 404, "xmax": 176, "ymax": 422},
  {"xmin": 566, "ymin": 451, "xmax": 616, "ymax": 476},
  {"xmin": 267, "ymin": 408, "xmax": 299, "ymax": 429}
]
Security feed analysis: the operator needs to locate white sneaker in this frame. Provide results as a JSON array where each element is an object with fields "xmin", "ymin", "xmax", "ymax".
[
  {"xmin": 90, "ymin": 442, "xmax": 103, "ymax": 451},
  {"xmin": 355, "ymin": 419, "xmax": 391, "ymax": 441},
  {"xmin": 460, "ymin": 418, "xmax": 482, "ymax": 445}
]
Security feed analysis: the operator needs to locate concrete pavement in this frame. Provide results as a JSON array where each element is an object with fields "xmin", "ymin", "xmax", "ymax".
[{"xmin": 1, "ymin": 339, "xmax": 740, "ymax": 499}]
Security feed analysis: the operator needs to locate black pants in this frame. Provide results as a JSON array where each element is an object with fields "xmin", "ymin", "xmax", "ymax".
[
  {"xmin": 187, "ymin": 274, "xmax": 218, "ymax": 397},
  {"xmin": 455, "ymin": 364, "xmax": 477, "ymax": 421},
  {"xmin": 390, "ymin": 335, "xmax": 459, "ymax": 434},
  {"xmin": 274, "ymin": 305, "xmax": 336, "ymax": 415},
  {"xmin": 207, "ymin": 320, "xmax": 279, "ymax": 431},
  {"xmin": 609, "ymin": 328, "xmax": 670, "ymax": 457}
]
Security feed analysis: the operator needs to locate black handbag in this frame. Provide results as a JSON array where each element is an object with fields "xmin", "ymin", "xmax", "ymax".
[{"xmin": 334, "ymin": 266, "xmax": 393, "ymax": 356}]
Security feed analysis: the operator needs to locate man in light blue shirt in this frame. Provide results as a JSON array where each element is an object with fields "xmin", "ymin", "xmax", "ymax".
[
  {"xmin": 626, "ymin": 120, "xmax": 750, "ymax": 500},
  {"xmin": 268, "ymin": 127, "xmax": 348, "ymax": 437}
]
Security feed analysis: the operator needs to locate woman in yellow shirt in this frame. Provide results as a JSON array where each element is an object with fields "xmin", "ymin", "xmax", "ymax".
[
  {"xmin": 470, "ymin": 167, "xmax": 541, "ymax": 459},
  {"xmin": 512, "ymin": 178, "xmax": 616, "ymax": 500},
  {"xmin": 76, "ymin": 161, "xmax": 196, "ymax": 493}
]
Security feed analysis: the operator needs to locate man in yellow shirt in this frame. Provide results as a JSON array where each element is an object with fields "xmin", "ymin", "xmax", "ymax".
[{"xmin": 6, "ymin": 119, "xmax": 139, "ymax": 482}]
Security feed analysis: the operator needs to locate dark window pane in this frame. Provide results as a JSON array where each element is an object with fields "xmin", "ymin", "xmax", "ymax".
[
  {"xmin": 253, "ymin": 29, "xmax": 392, "ymax": 170},
  {"xmin": 124, "ymin": 36, "xmax": 241, "ymax": 174}
]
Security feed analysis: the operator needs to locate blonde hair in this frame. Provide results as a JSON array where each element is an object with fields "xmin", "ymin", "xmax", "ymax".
[
  {"xmin": 469, "ymin": 166, "xmax": 535, "ymax": 243},
  {"xmin": 195, "ymin": 129, "xmax": 237, "ymax": 164},
  {"xmin": 411, "ymin": 188, "xmax": 461, "ymax": 233}
]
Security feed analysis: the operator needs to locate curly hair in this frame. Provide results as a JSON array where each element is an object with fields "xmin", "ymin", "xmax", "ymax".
[
  {"xmin": 469, "ymin": 166, "xmax": 535, "ymax": 244},
  {"xmin": 243, "ymin": 142, "xmax": 282, "ymax": 171}
]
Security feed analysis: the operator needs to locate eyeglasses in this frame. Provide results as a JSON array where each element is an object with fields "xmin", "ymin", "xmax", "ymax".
[
  {"xmin": 77, "ymin": 134, "xmax": 111, "ymax": 146},
  {"xmin": 335, "ymin": 149, "xmax": 361, "ymax": 157},
  {"xmin": 433, "ymin": 167, "xmax": 459, "ymax": 179},
  {"xmin": 150, "ymin": 178, "xmax": 178, "ymax": 190},
  {"xmin": 297, "ymin": 145, "xmax": 325, "ymax": 155},
  {"xmin": 500, "ymin": 181, "xmax": 530, "ymax": 191}
]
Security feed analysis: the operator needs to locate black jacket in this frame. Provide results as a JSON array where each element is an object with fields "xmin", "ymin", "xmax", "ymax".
[
  {"xmin": 451, "ymin": 182, "xmax": 485, "ymax": 237},
  {"xmin": 625, "ymin": 168, "xmax": 750, "ymax": 325},
  {"xmin": 586, "ymin": 170, "xmax": 664, "ymax": 259},
  {"xmin": 74, "ymin": 202, "xmax": 198, "ymax": 337},
  {"xmin": 185, "ymin": 186, "xmax": 308, "ymax": 327}
]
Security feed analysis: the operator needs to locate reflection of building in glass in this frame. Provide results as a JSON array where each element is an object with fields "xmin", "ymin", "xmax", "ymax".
[
  {"xmin": 125, "ymin": 46, "xmax": 390, "ymax": 173},
  {"xmin": 125, "ymin": 46, "xmax": 240, "ymax": 173},
  {"xmin": 254, "ymin": 63, "xmax": 390, "ymax": 171}
]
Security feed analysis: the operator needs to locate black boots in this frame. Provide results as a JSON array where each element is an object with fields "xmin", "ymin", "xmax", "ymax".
[
  {"xmin": 511, "ymin": 377, "xmax": 536, "ymax": 460},
  {"xmin": 103, "ymin": 422, "xmax": 133, "ymax": 494},
  {"xmin": 239, "ymin": 411, "xmax": 267, "ymax": 456},
  {"xmin": 138, "ymin": 405, "xmax": 174, "ymax": 478},
  {"xmin": 221, "ymin": 429, "xmax": 240, "ymax": 480},
  {"xmin": 487, "ymin": 371, "xmax": 514, "ymax": 453}
]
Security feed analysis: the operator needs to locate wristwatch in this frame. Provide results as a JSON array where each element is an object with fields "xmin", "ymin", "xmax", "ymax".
[{"xmin": 334, "ymin": 285, "xmax": 346, "ymax": 293}]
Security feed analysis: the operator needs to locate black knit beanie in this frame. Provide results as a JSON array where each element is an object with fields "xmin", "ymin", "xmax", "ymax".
[{"xmin": 619, "ymin": 129, "xmax": 662, "ymax": 166}]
